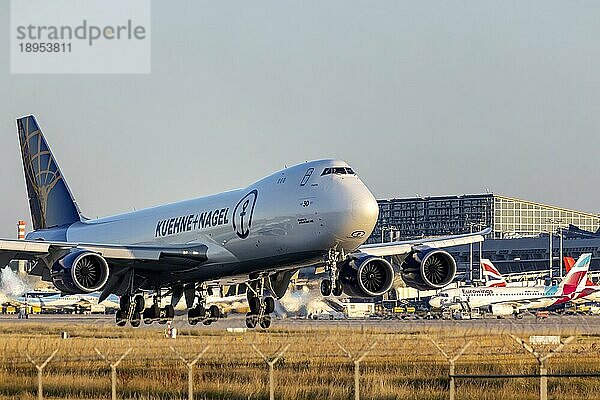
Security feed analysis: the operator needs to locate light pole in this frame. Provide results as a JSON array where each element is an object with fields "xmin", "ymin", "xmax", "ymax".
[
  {"xmin": 549, "ymin": 219, "xmax": 564, "ymax": 278},
  {"xmin": 466, "ymin": 219, "xmax": 481, "ymax": 283},
  {"xmin": 465, "ymin": 215, "xmax": 473, "ymax": 282},
  {"xmin": 549, "ymin": 229, "xmax": 553, "ymax": 279}
]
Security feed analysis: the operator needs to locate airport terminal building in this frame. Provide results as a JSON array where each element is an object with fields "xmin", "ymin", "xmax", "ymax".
[
  {"xmin": 370, "ymin": 193, "xmax": 600, "ymax": 241},
  {"xmin": 369, "ymin": 193, "xmax": 600, "ymax": 280}
]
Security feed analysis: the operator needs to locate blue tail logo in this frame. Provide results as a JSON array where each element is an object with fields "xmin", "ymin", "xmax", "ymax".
[{"xmin": 17, "ymin": 115, "xmax": 81, "ymax": 230}]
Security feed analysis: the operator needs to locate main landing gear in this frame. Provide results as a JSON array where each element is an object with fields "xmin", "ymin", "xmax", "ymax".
[
  {"xmin": 245, "ymin": 278, "xmax": 275, "ymax": 329},
  {"xmin": 187, "ymin": 285, "xmax": 224, "ymax": 326},
  {"xmin": 320, "ymin": 249, "xmax": 344, "ymax": 297},
  {"xmin": 115, "ymin": 290, "xmax": 175, "ymax": 328}
]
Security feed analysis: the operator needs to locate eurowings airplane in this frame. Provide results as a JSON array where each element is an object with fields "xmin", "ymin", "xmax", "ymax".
[
  {"xmin": 563, "ymin": 256, "xmax": 600, "ymax": 303},
  {"xmin": 429, "ymin": 254, "xmax": 593, "ymax": 316},
  {"xmin": 0, "ymin": 115, "xmax": 488, "ymax": 328}
]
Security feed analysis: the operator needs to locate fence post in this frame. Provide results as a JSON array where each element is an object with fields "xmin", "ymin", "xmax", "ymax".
[
  {"xmin": 94, "ymin": 347, "xmax": 132, "ymax": 400},
  {"xmin": 252, "ymin": 343, "xmax": 290, "ymax": 400},
  {"xmin": 430, "ymin": 339, "xmax": 471, "ymax": 400},
  {"xmin": 170, "ymin": 346, "xmax": 210, "ymax": 400},
  {"xmin": 26, "ymin": 349, "xmax": 58, "ymax": 400},
  {"xmin": 337, "ymin": 342, "xmax": 377, "ymax": 400},
  {"xmin": 510, "ymin": 335, "xmax": 575, "ymax": 400}
]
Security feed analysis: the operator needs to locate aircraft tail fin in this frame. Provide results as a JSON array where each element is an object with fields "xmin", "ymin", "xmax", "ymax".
[
  {"xmin": 481, "ymin": 259, "xmax": 507, "ymax": 287},
  {"xmin": 16, "ymin": 115, "xmax": 82, "ymax": 230},
  {"xmin": 559, "ymin": 253, "xmax": 591, "ymax": 296},
  {"xmin": 564, "ymin": 256, "xmax": 576, "ymax": 273},
  {"xmin": 564, "ymin": 256, "xmax": 594, "ymax": 287}
]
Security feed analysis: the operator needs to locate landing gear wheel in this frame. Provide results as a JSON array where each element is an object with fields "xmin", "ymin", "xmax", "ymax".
[
  {"xmin": 134, "ymin": 295, "xmax": 145, "ymax": 313},
  {"xmin": 188, "ymin": 306, "xmax": 201, "ymax": 325},
  {"xmin": 245, "ymin": 312, "xmax": 258, "ymax": 329},
  {"xmin": 130, "ymin": 312, "xmax": 141, "ymax": 328},
  {"xmin": 165, "ymin": 305, "xmax": 175, "ymax": 319},
  {"xmin": 115, "ymin": 310, "xmax": 127, "ymax": 327},
  {"xmin": 202, "ymin": 319, "xmax": 213, "ymax": 326},
  {"xmin": 119, "ymin": 296, "xmax": 130, "ymax": 312},
  {"xmin": 320, "ymin": 279, "xmax": 332, "ymax": 296},
  {"xmin": 264, "ymin": 296, "xmax": 275, "ymax": 314},
  {"xmin": 332, "ymin": 280, "xmax": 343, "ymax": 297},
  {"xmin": 209, "ymin": 305, "xmax": 220, "ymax": 319},
  {"xmin": 142, "ymin": 308, "xmax": 152, "ymax": 322},
  {"xmin": 259, "ymin": 314, "xmax": 272, "ymax": 329},
  {"xmin": 249, "ymin": 297, "xmax": 261, "ymax": 314}
]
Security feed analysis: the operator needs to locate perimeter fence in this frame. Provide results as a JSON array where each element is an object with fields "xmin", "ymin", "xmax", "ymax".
[{"xmin": 1, "ymin": 318, "xmax": 600, "ymax": 400}]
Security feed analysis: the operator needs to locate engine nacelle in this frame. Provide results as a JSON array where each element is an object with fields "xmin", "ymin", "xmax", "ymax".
[
  {"xmin": 489, "ymin": 304, "xmax": 515, "ymax": 316},
  {"xmin": 52, "ymin": 250, "xmax": 109, "ymax": 294},
  {"xmin": 339, "ymin": 256, "xmax": 394, "ymax": 298},
  {"xmin": 400, "ymin": 249, "xmax": 456, "ymax": 291}
]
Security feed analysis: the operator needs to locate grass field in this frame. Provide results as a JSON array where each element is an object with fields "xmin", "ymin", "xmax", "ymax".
[{"xmin": 0, "ymin": 321, "xmax": 599, "ymax": 400}]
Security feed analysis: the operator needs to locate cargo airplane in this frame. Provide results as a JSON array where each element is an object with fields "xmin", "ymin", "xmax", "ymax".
[
  {"xmin": 429, "ymin": 254, "xmax": 594, "ymax": 316},
  {"xmin": 0, "ymin": 115, "xmax": 488, "ymax": 328}
]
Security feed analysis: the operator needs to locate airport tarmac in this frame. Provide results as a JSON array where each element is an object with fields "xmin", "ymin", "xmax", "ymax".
[{"xmin": 2, "ymin": 313, "xmax": 600, "ymax": 336}]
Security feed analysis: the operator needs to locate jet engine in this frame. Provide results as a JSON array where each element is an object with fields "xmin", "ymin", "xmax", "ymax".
[
  {"xmin": 339, "ymin": 255, "xmax": 394, "ymax": 298},
  {"xmin": 400, "ymin": 249, "xmax": 456, "ymax": 291},
  {"xmin": 489, "ymin": 304, "xmax": 515, "ymax": 316},
  {"xmin": 52, "ymin": 250, "xmax": 109, "ymax": 294}
]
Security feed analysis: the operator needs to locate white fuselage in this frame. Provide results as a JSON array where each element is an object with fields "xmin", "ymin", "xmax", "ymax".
[
  {"xmin": 429, "ymin": 286, "xmax": 564, "ymax": 314},
  {"xmin": 27, "ymin": 159, "xmax": 379, "ymax": 285}
]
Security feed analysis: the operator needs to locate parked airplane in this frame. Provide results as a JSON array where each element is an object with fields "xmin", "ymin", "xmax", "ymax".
[
  {"xmin": 2, "ymin": 293, "xmax": 120, "ymax": 314},
  {"xmin": 429, "ymin": 254, "xmax": 593, "ymax": 316},
  {"xmin": 563, "ymin": 256, "xmax": 600, "ymax": 303},
  {"xmin": 0, "ymin": 115, "xmax": 488, "ymax": 328},
  {"xmin": 481, "ymin": 259, "xmax": 507, "ymax": 287}
]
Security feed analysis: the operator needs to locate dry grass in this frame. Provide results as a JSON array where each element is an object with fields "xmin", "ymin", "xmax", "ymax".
[{"xmin": 0, "ymin": 322, "xmax": 599, "ymax": 399}]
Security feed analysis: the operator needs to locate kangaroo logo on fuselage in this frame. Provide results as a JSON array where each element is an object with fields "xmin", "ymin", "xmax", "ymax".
[{"xmin": 233, "ymin": 189, "xmax": 258, "ymax": 239}]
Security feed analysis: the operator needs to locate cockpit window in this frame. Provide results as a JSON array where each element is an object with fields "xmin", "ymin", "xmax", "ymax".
[{"xmin": 321, "ymin": 167, "xmax": 356, "ymax": 176}]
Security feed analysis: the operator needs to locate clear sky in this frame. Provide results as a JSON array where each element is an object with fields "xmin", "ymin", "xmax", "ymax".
[{"xmin": 1, "ymin": 1, "xmax": 599, "ymax": 237}]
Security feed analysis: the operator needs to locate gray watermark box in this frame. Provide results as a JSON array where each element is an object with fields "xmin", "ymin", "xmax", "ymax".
[{"xmin": 10, "ymin": 0, "xmax": 151, "ymax": 74}]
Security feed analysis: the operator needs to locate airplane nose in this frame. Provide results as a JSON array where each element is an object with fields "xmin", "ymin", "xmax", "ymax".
[
  {"xmin": 351, "ymin": 188, "xmax": 379, "ymax": 228},
  {"xmin": 322, "ymin": 178, "xmax": 379, "ymax": 249}
]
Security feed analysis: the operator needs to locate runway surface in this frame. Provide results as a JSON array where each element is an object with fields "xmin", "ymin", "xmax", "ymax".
[{"xmin": 2, "ymin": 313, "xmax": 600, "ymax": 335}]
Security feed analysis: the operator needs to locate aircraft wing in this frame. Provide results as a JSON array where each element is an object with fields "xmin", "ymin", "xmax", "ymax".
[
  {"xmin": 0, "ymin": 238, "xmax": 208, "ymax": 262},
  {"xmin": 358, "ymin": 228, "xmax": 491, "ymax": 257},
  {"xmin": 1, "ymin": 300, "xmax": 24, "ymax": 308},
  {"xmin": 0, "ymin": 237, "xmax": 209, "ymax": 274}
]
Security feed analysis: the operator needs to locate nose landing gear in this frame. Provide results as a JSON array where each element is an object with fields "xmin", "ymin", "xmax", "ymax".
[{"xmin": 320, "ymin": 249, "xmax": 345, "ymax": 297}]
